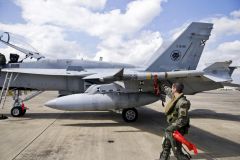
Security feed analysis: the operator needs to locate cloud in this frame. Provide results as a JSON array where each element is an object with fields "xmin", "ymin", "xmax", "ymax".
[
  {"xmin": 169, "ymin": 9, "xmax": 240, "ymax": 43},
  {"xmin": 198, "ymin": 12, "xmax": 240, "ymax": 69},
  {"xmin": 94, "ymin": 30, "xmax": 163, "ymax": 65},
  {"xmin": 15, "ymin": 0, "xmax": 164, "ymax": 38},
  {"xmin": 199, "ymin": 40, "xmax": 240, "ymax": 68},
  {"xmin": 0, "ymin": 23, "xmax": 86, "ymax": 59},
  {"xmin": 230, "ymin": 9, "xmax": 240, "ymax": 18},
  {"xmin": 169, "ymin": 22, "xmax": 189, "ymax": 40},
  {"xmin": 217, "ymin": 40, "xmax": 240, "ymax": 53},
  {"xmin": 208, "ymin": 16, "xmax": 240, "ymax": 41},
  {"xmin": 0, "ymin": 0, "xmax": 165, "ymax": 65},
  {"xmin": 73, "ymin": 0, "xmax": 107, "ymax": 10}
]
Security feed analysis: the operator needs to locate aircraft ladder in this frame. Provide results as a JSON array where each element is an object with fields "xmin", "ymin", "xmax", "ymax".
[{"xmin": 0, "ymin": 72, "xmax": 13, "ymax": 109}]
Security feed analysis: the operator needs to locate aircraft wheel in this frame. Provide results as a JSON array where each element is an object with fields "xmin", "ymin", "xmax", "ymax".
[
  {"xmin": 122, "ymin": 108, "xmax": 138, "ymax": 123},
  {"xmin": 11, "ymin": 107, "xmax": 22, "ymax": 117}
]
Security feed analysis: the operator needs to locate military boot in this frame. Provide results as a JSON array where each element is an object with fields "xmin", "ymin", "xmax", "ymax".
[
  {"xmin": 174, "ymin": 142, "xmax": 190, "ymax": 160},
  {"xmin": 175, "ymin": 153, "xmax": 190, "ymax": 160},
  {"xmin": 159, "ymin": 137, "xmax": 171, "ymax": 160},
  {"xmin": 159, "ymin": 150, "xmax": 170, "ymax": 160}
]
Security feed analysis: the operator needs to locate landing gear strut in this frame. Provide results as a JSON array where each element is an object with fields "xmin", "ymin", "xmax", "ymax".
[
  {"xmin": 122, "ymin": 108, "xmax": 138, "ymax": 123},
  {"xmin": 10, "ymin": 90, "xmax": 27, "ymax": 117},
  {"xmin": 10, "ymin": 90, "xmax": 43, "ymax": 117}
]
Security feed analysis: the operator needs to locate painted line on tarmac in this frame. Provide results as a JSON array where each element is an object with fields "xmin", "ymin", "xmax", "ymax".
[{"xmin": 11, "ymin": 112, "xmax": 64, "ymax": 160}]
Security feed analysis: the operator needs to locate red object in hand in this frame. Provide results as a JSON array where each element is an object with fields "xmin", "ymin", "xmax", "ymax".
[{"xmin": 173, "ymin": 130, "xmax": 198, "ymax": 155}]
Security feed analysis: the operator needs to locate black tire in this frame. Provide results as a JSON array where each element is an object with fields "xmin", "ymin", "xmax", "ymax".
[
  {"xmin": 11, "ymin": 107, "xmax": 22, "ymax": 117},
  {"xmin": 122, "ymin": 108, "xmax": 138, "ymax": 123}
]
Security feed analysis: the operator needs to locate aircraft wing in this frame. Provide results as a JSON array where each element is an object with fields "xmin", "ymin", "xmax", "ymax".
[
  {"xmin": 1, "ymin": 68, "xmax": 91, "ymax": 77},
  {"xmin": 1, "ymin": 68, "xmax": 125, "ymax": 79}
]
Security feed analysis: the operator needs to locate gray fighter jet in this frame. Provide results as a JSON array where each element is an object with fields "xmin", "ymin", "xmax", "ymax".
[{"xmin": 0, "ymin": 22, "xmax": 237, "ymax": 122}]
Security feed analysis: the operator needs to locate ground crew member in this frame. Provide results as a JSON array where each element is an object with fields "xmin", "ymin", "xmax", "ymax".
[{"xmin": 159, "ymin": 82, "xmax": 191, "ymax": 160}]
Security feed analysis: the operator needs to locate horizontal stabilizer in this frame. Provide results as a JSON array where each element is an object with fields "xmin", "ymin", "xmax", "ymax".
[{"xmin": 203, "ymin": 61, "xmax": 234, "ymax": 82}]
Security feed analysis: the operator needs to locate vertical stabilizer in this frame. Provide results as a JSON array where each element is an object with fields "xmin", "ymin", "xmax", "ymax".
[{"xmin": 146, "ymin": 22, "xmax": 213, "ymax": 72}]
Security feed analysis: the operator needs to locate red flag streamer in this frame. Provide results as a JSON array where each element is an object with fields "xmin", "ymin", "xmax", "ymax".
[{"xmin": 173, "ymin": 130, "xmax": 198, "ymax": 155}]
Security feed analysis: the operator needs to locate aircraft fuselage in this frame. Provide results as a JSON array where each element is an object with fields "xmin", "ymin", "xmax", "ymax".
[{"xmin": 0, "ymin": 59, "xmax": 137, "ymax": 95}]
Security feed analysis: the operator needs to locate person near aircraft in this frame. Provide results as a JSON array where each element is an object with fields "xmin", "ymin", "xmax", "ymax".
[{"xmin": 160, "ymin": 82, "xmax": 191, "ymax": 160}]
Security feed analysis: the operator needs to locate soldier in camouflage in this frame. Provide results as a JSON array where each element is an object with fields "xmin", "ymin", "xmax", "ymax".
[{"xmin": 159, "ymin": 82, "xmax": 191, "ymax": 160}]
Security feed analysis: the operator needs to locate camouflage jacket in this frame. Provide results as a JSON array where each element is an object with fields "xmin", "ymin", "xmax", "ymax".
[{"xmin": 163, "ymin": 86, "xmax": 191, "ymax": 131}]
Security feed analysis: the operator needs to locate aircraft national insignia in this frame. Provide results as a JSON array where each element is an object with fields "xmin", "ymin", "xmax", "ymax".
[{"xmin": 170, "ymin": 50, "xmax": 181, "ymax": 61}]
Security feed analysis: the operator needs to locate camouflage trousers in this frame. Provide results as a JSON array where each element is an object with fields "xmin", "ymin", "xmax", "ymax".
[{"xmin": 159, "ymin": 128, "xmax": 190, "ymax": 160}]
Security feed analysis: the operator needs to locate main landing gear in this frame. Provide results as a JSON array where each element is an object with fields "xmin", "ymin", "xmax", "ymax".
[{"xmin": 122, "ymin": 108, "xmax": 138, "ymax": 123}]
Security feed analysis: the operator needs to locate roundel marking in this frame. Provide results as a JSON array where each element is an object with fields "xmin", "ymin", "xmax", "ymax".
[{"xmin": 170, "ymin": 50, "xmax": 181, "ymax": 61}]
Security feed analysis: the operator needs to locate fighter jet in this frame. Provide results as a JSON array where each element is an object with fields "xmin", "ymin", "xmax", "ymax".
[{"xmin": 0, "ymin": 22, "xmax": 237, "ymax": 122}]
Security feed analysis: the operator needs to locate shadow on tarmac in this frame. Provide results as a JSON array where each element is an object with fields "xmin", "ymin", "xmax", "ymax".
[
  {"xmin": 190, "ymin": 109, "xmax": 240, "ymax": 122},
  {"xmin": 4, "ymin": 107, "xmax": 240, "ymax": 159}
]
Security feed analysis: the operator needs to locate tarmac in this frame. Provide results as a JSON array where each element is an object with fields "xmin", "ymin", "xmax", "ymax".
[{"xmin": 0, "ymin": 90, "xmax": 239, "ymax": 160}]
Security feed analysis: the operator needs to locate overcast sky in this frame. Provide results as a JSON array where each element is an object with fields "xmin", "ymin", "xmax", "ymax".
[{"xmin": 0, "ymin": 0, "xmax": 239, "ymax": 83}]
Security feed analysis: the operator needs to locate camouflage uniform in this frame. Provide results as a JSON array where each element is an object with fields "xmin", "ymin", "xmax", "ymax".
[{"xmin": 160, "ymin": 86, "xmax": 191, "ymax": 160}]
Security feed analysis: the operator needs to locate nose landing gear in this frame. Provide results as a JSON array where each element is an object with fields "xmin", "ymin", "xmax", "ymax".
[
  {"xmin": 10, "ymin": 90, "xmax": 43, "ymax": 117},
  {"xmin": 11, "ymin": 102, "xmax": 27, "ymax": 117}
]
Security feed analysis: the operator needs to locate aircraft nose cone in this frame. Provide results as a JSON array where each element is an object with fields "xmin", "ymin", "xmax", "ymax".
[{"xmin": 45, "ymin": 99, "xmax": 57, "ymax": 108}]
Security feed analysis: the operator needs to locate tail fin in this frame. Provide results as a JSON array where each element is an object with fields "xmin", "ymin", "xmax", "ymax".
[
  {"xmin": 146, "ymin": 22, "xmax": 213, "ymax": 72},
  {"xmin": 203, "ymin": 60, "xmax": 234, "ymax": 82}
]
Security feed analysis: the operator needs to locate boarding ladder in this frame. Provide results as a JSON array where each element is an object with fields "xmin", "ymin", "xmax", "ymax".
[{"xmin": 0, "ymin": 72, "xmax": 13, "ymax": 109}]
